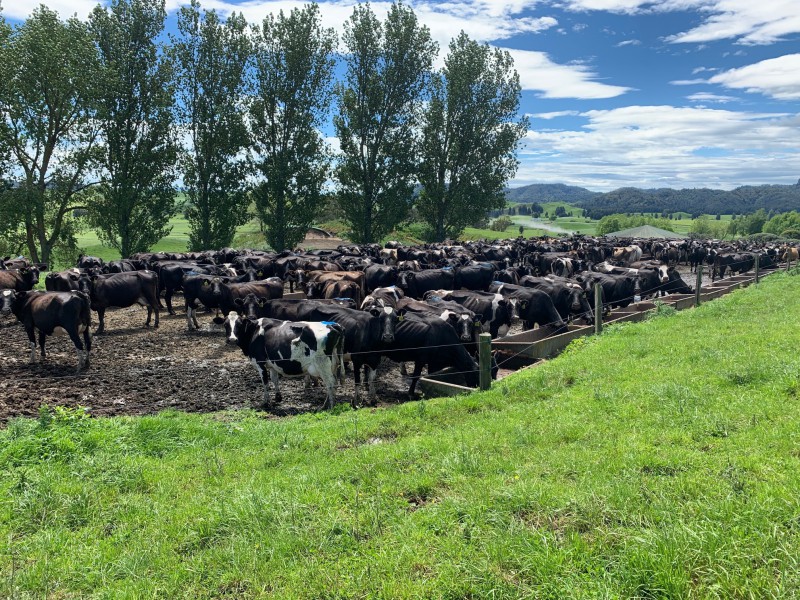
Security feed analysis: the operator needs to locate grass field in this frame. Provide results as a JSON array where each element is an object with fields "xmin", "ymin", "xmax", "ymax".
[{"xmin": 2, "ymin": 271, "xmax": 800, "ymax": 597}]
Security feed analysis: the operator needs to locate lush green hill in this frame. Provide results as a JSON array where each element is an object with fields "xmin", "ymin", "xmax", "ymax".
[
  {"xmin": 506, "ymin": 182, "xmax": 800, "ymax": 219},
  {"xmin": 505, "ymin": 183, "xmax": 601, "ymax": 204},
  {"xmin": 2, "ymin": 272, "xmax": 800, "ymax": 597}
]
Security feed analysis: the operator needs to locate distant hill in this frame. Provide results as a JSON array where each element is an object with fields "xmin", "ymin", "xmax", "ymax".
[
  {"xmin": 505, "ymin": 183, "xmax": 601, "ymax": 204},
  {"xmin": 506, "ymin": 181, "xmax": 800, "ymax": 218}
]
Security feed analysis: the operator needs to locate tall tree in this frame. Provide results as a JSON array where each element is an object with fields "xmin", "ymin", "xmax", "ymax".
[
  {"xmin": 0, "ymin": 7, "xmax": 101, "ymax": 265},
  {"xmin": 250, "ymin": 4, "xmax": 337, "ymax": 252},
  {"xmin": 173, "ymin": 1, "xmax": 251, "ymax": 251},
  {"xmin": 89, "ymin": 0, "xmax": 178, "ymax": 258},
  {"xmin": 416, "ymin": 33, "xmax": 527, "ymax": 242},
  {"xmin": 334, "ymin": 2, "xmax": 437, "ymax": 244}
]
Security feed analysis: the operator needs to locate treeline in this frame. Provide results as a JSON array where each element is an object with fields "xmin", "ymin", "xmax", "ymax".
[
  {"xmin": 506, "ymin": 183, "xmax": 800, "ymax": 219},
  {"xmin": 0, "ymin": 0, "xmax": 527, "ymax": 265}
]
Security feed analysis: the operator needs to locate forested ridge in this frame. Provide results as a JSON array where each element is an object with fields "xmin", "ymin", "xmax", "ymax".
[{"xmin": 507, "ymin": 181, "xmax": 800, "ymax": 217}]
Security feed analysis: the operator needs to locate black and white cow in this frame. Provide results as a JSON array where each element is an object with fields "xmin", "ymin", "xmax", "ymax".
[
  {"xmin": 381, "ymin": 312, "xmax": 480, "ymax": 396},
  {"xmin": 1, "ymin": 289, "xmax": 91, "ymax": 371},
  {"xmin": 487, "ymin": 282, "xmax": 567, "ymax": 331},
  {"xmin": 519, "ymin": 276, "xmax": 594, "ymax": 323},
  {"xmin": 396, "ymin": 268, "xmax": 456, "ymax": 299},
  {"xmin": 396, "ymin": 297, "xmax": 478, "ymax": 343},
  {"xmin": 225, "ymin": 316, "xmax": 344, "ymax": 409},
  {"xmin": 250, "ymin": 300, "xmax": 400, "ymax": 406},
  {"xmin": 424, "ymin": 289, "xmax": 513, "ymax": 338}
]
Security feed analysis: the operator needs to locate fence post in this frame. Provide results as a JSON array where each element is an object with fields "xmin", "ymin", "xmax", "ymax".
[
  {"xmin": 594, "ymin": 283, "xmax": 602, "ymax": 335},
  {"xmin": 695, "ymin": 266, "xmax": 703, "ymax": 307},
  {"xmin": 755, "ymin": 253, "xmax": 760, "ymax": 284},
  {"xmin": 478, "ymin": 332, "xmax": 492, "ymax": 391}
]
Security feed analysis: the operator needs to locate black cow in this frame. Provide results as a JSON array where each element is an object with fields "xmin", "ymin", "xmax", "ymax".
[
  {"xmin": 396, "ymin": 268, "xmax": 456, "ymax": 299},
  {"xmin": 397, "ymin": 297, "xmax": 478, "ymax": 343},
  {"xmin": 105, "ymin": 259, "xmax": 141, "ymax": 273},
  {"xmin": 211, "ymin": 278, "xmax": 284, "ymax": 317},
  {"xmin": 85, "ymin": 271, "xmax": 160, "ymax": 334},
  {"xmin": 364, "ymin": 264, "xmax": 398, "ymax": 292},
  {"xmin": 576, "ymin": 272, "xmax": 638, "ymax": 310},
  {"xmin": 454, "ymin": 263, "xmax": 495, "ymax": 291},
  {"xmin": 0, "ymin": 267, "xmax": 40, "ymax": 291},
  {"xmin": 424, "ymin": 289, "xmax": 513, "ymax": 339},
  {"xmin": 224, "ymin": 316, "xmax": 344, "ymax": 409},
  {"xmin": 77, "ymin": 254, "xmax": 105, "ymax": 270},
  {"xmin": 519, "ymin": 276, "xmax": 593, "ymax": 323},
  {"xmin": 381, "ymin": 312, "xmax": 480, "ymax": 396},
  {"xmin": 488, "ymin": 282, "xmax": 566, "ymax": 331},
  {"xmin": 252, "ymin": 300, "xmax": 400, "ymax": 406},
  {"xmin": 45, "ymin": 269, "xmax": 84, "ymax": 292},
  {"xmin": 1, "ymin": 289, "xmax": 91, "ymax": 371}
]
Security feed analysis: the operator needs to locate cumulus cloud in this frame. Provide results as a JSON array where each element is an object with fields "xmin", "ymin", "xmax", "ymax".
[
  {"xmin": 504, "ymin": 48, "xmax": 632, "ymax": 98},
  {"xmin": 161, "ymin": 0, "xmax": 556, "ymax": 48},
  {"xmin": 686, "ymin": 92, "xmax": 738, "ymax": 103},
  {"xmin": 561, "ymin": 0, "xmax": 800, "ymax": 45},
  {"xmin": 616, "ymin": 39, "xmax": 641, "ymax": 47},
  {"xmin": 708, "ymin": 54, "xmax": 800, "ymax": 100},
  {"xmin": 515, "ymin": 105, "xmax": 800, "ymax": 190},
  {"xmin": 530, "ymin": 110, "xmax": 581, "ymax": 119},
  {"xmin": 5, "ymin": 0, "xmax": 101, "ymax": 20}
]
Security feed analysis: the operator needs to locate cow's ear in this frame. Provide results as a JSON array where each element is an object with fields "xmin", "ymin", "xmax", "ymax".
[
  {"xmin": 369, "ymin": 307, "xmax": 381, "ymax": 317},
  {"xmin": 234, "ymin": 298, "xmax": 244, "ymax": 306},
  {"xmin": 90, "ymin": 275, "xmax": 98, "ymax": 281},
  {"xmin": 520, "ymin": 300, "xmax": 529, "ymax": 310},
  {"xmin": 257, "ymin": 270, "xmax": 263, "ymax": 277},
  {"xmin": 258, "ymin": 298, "xmax": 267, "ymax": 307},
  {"xmin": 202, "ymin": 278, "xmax": 210, "ymax": 286},
  {"xmin": 20, "ymin": 268, "xmax": 28, "ymax": 274}
]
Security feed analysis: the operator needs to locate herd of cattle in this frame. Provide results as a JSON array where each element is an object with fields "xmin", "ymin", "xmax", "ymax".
[{"xmin": 1, "ymin": 236, "xmax": 796, "ymax": 409}]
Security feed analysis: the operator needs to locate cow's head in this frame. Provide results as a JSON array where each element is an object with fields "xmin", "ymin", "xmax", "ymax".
[
  {"xmin": 223, "ymin": 314, "xmax": 259, "ymax": 347},
  {"xmin": 19, "ymin": 267, "xmax": 39, "ymax": 288},
  {"xmin": 396, "ymin": 271, "xmax": 415, "ymax": 293},
  {"xmin": 367, "ymin": 304, "xmax": 401, "ymax": 344},
  {"xmin": 0, "ymin": 289, "xmax": 16, "ymax": 315},
  {"xmin": 235, "ymin": 293, "xmax": 267, "ymax": 320}
]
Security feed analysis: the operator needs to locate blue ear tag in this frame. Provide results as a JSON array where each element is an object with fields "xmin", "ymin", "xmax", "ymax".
[{"xmin": 321, "ymin": 321, "xmax": 338, "ymax": 326}]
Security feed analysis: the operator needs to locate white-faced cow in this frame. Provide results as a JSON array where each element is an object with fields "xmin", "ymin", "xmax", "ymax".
[{"xmin": 224, "ymin": 316, "xmax": 344, "ymax": 410}]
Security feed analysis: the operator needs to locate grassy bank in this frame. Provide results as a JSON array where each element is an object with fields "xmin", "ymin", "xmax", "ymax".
[{"xmin": 2, "ymin": 273, "xmax": 800, "ymax": 597}]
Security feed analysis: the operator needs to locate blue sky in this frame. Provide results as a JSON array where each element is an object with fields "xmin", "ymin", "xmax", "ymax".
[{"xmin": 9, "ymin": 0, "xmax": 800, "ymax": 191}]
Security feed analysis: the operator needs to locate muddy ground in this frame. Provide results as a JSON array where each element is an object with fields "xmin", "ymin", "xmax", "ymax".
[{"xmin": 0, "ymin": 301, "xmax": 470, "ymax": 422}]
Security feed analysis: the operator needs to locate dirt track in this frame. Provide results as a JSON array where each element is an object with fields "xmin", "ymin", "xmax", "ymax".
[{"xmin": 0, "ymin": 303, "xmax": 427, "ymax": 422}]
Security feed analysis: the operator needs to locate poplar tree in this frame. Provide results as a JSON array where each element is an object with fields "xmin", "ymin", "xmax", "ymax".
[
  {"xmin": 0, "ymin": 7, "xmax": 101, "ymax": 265},
  {"xmin": 250, "ymin": 4, "xmax": 337, "ymax": 251},
  {"xmin": 334, "ymin": 2, "xmax": 436, "ymax": 244},
  {"xmin": 89, "ymin": 0, "xmax": 178, "ymax": 258},
  {"xmin": 173, "ymin": 0, "xmax": 251, "ymax": 251},
  {"xmin": 417, "ymin": 33, "xmax": 527, "ymax": 242}
]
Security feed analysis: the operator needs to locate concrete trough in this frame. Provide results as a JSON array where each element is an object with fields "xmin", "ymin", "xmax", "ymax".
[
  {"xmin": 664, "ymin": 293, "xmax": 695, "ymax": 310},
  {"xmin": 418, "ymin": 367, "xmax": 475, "ymax": 397},
  {"xmin": 492, "ymin": 324, "xmax": 592, "ymax": 361}
]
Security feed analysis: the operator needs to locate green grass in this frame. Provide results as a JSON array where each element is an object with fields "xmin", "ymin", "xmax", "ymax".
[
  {"xmin": 74, "ymin": 215, "xmax": 266, "ymax": 264},
  {"xmin": 3, "ymin": 272, "xmax": 800, "ymax": 597}
]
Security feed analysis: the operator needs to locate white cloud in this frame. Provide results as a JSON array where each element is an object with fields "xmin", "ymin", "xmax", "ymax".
[
  {"xmin": 562, "ymin": 0, "xmax": 800, "ymax": 45},
  {"xmin": 686, "ymin": 92, "xmax": 737, "ymax": 103},
  {"xmin": 531, "ymin": 110, "xmax": 581, "ymax": 119},
  {"xmin": 616, "ymin": 39, "xmax": 641, "ymax": 47},
  {"xmin": 5, "ymin": 0, "xmax": 100, "ymax": 20},
  {"xmin": 515, "ymin": 105, "xmax": 800, "ymax": 190},
  {"xmin": 504, "ymin": 48, "xmax": 632, "ymax": 98},
  {"xmin": 692, "ymin": 66, "xmax": 718, "ymax": 74},
  {"xmin": 708, "ymin": 54, "xmax": 800, "ymax": 100},
  {"xmin": 162, "ymin": 0, "xmax": 556, "ymax": 49},
  {"xmin": 670, "ymin": 79, "xmax": 708, "ymax": 86}
]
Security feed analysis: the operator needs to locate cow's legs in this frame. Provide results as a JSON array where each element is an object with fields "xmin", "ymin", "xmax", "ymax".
[
  {"xmin": 96, "ymin": 308, "xmax": 106, "ymax": 335},
  {"xmin": 145, "ymin": 306, "xmax": 153, "ymax": 327},
  {"xmin": 407, "ymin": 362, "xmax": 424, "ymax": 397},
  {"xmin": 318, "ymin": 366, "xmax": 338, "ymax": 411},
  {"xmin": 67, "ymin": 327, "xmax": 86, "ymax": 371},
  {"xmin": 37, "ymin": 330, "xmax": 47, "ymax": 359},
  {"xmin": 165, "ymin": 287, "xmax": 176, "ymax": 315},
  {"xmin": 366, "ymin": 365, "xmax": 378, "ymax": 406},
  {"xmin": 269, "ymin": 370, "xmax": 282, "ymax": 403}
]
